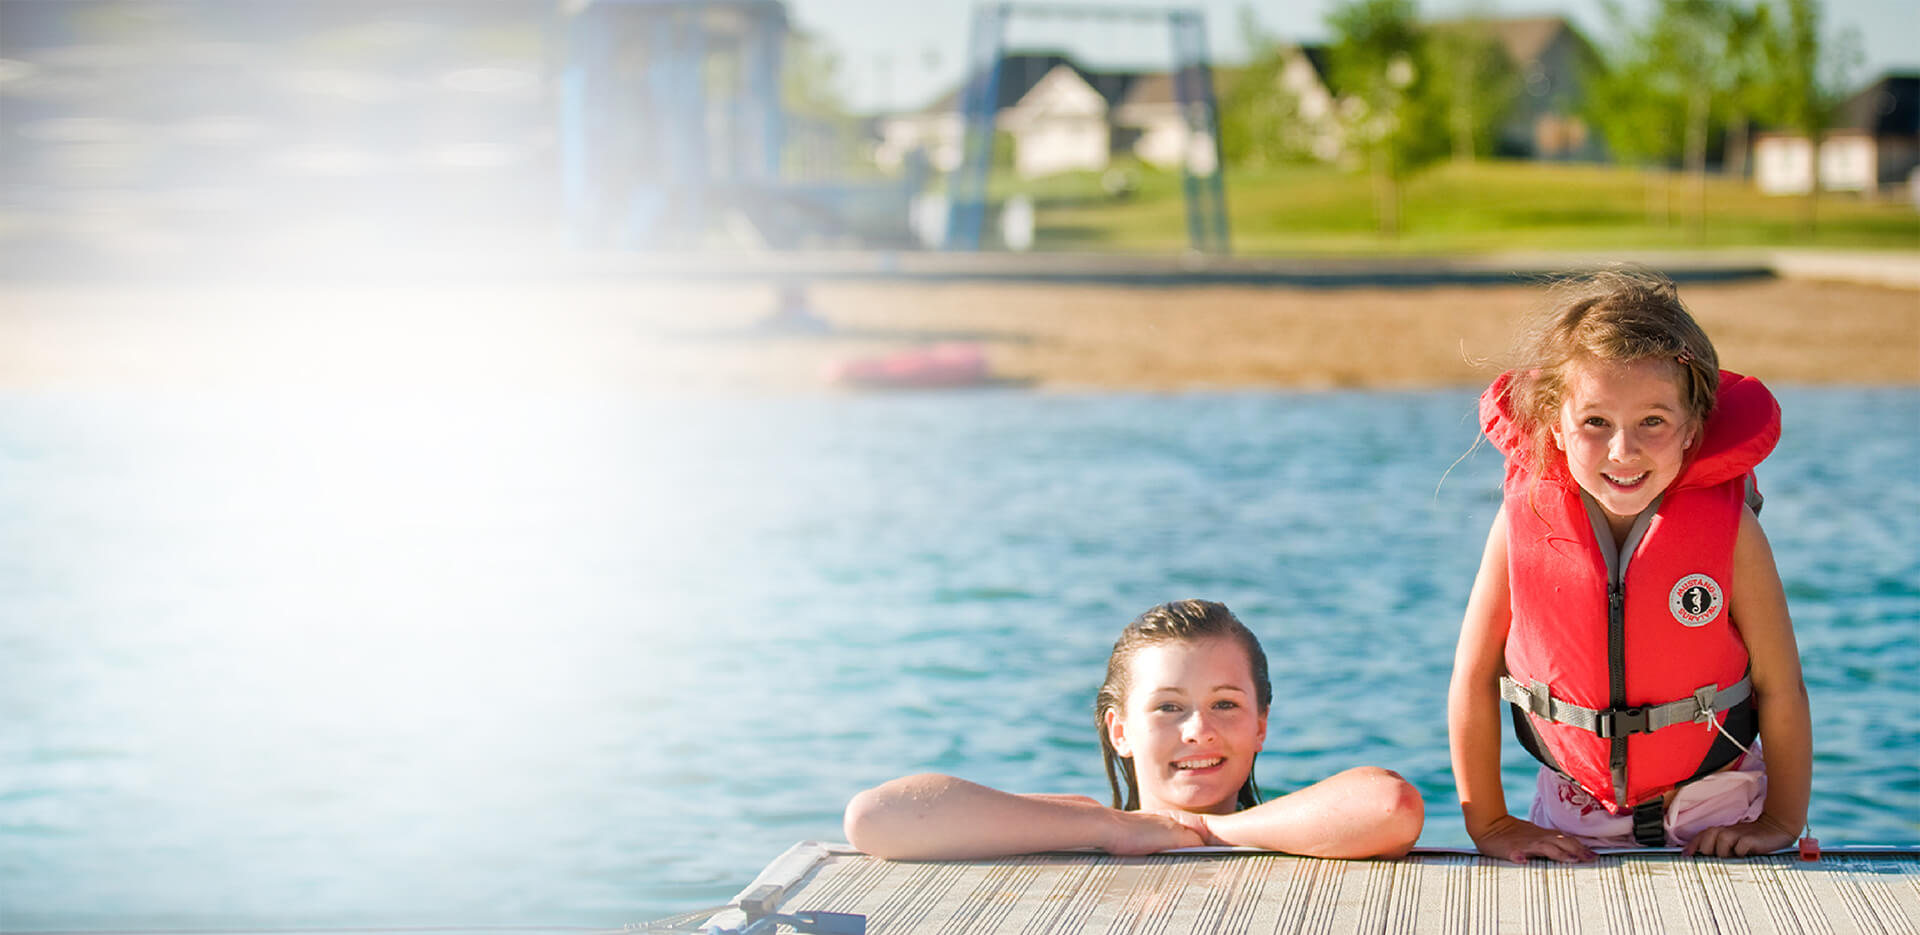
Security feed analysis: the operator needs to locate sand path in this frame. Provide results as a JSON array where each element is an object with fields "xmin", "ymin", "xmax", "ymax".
[{"xmin": 1, "ymin": 276, "xmax": 1912, "ymax": 392}]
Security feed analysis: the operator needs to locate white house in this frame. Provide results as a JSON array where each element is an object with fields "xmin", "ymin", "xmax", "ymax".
[
  {"xmin": 1112, "ymin": 66, "xmax": 1259, "ymax": 170},
  {"xmin": 998, "ymin": 63, "xmax": 1123, "ymax": 178},
  {"xmin": 1114, "ymin": 50, "xmax": 1336, "ymax": 169},
  {"xmin": 1251, "ymin": 18, "xmax": 1600, "ymax": 164},
  {"xmin": 872, "ymin": 52, "xmax": 1084, "ymax": 174},
  {"xmin": 1426, "ymin": 16, "xmax": 1602, "ymax": 160},
  {"xmin": 1111, "ymin": 82, "xmax": 1187, "ymax": 168},
  {"xmin": 1753, "ymin": 74, "xmax": 1919, "ymax": 197},
  {"xmin": 1754, "ymin": 132, "xmax": 1877, "ymax": 194},
  {"xmin": 1274, "ymin": 45, "xmax": 1345, "ymax": 163}
]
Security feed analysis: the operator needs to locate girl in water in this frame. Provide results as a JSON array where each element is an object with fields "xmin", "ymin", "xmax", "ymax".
[{"xmin": 845, "ymin": 599, "xmax": 1424, "ymax": 859}]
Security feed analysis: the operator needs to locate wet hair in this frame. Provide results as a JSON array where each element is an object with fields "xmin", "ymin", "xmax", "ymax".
[
  {"xmin": 1095, "ymin": 599, "xmax": 1272, "ymax": 811},
  {"xmin": 1500, "ymin": 267, "xmax": 1720, "ymax": 473}
]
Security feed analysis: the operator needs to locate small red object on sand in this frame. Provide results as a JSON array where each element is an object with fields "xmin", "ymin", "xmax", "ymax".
[
  {"xmin": 827, "ymin": 343, "xmax": 992, "ymax": 389},
  {"xmin": 1799, "ymin": 836, "xmax": 1820, "ymax": 861}
]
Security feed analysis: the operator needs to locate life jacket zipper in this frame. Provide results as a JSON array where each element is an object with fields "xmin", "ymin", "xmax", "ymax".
[{"xmin": 1608, "ymin": 580, "xmax": 1629, "ymax": 807}]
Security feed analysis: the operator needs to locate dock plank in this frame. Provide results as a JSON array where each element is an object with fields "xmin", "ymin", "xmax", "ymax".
[{"xmin": 700, "ymin": 844, "xmax": 1920, "ymax": 935}]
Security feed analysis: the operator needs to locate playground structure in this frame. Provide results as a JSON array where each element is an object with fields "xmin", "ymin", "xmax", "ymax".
[
  {"xmin": 561, "ymin": 0, "xmax": 777, "ymax": 247},
  {"xmin": 558, "ymin": 0, "xmax": 925, "ymax": 249},
  {"xmin": 558, "ymin": 0, "xmax": 1229, "ymax": 254},
  {"xmin": 946, "ymin": 3, "xmax": 1230, "ymax": 254}
]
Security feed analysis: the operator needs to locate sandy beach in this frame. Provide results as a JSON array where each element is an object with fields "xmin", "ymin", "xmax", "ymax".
[{"xmin": 0, "ymin": 273, "xmax": 1913, "ymax": 392}]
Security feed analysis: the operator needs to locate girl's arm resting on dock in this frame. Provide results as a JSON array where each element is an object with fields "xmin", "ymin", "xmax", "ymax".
[
  {"xmin": 1190, "ymin": 766, "xmax": 1424, "ymax": 859},
  {"xmin": 1448, "ymin": 511, "xmax": 1596, "ymax": 864},
  {"xmin": 843, "ymin": 773, "xmax": 1205, "ymax": 859},
  {"xmin": 1684, "ymin": 509, "xmax": 1812, "ymax": 857}
]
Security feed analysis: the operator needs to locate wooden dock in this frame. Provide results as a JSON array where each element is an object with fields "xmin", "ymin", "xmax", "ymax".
[{"xmin": 693, "ymin": 841, "xmax": 1920, "ymax": 934}]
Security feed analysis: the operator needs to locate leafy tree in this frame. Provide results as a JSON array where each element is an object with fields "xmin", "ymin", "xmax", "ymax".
[
  {"xmin": 1584, "ymin": 50, "xmax": 1686, "ymax": 225},
  {"xmin": 1587, "ymin": 0, "xmax": 1772, "ymax": 238},
  {"xmin": 782, "ymin": 29, "xmax": 849, "ymax": 117},
  {"xmin": 1753, "ymin": 0, "xmax": 1860, "ymax": 233},
  {"xmin": 781, "ymin": 29, "xmax": 865, "ymax": 177},
  {"xmin": 1217, "ymin": 9, "xmax": 1300, "ymax": 167},
  {"xmin": 1324, "ymin": 0, "xmax": 1445, "ymax": 235},
  {"xmin": 1424, "ymin": 22, "xmax": 1520, "ymax": 162},
  {"xmin": 1658, "ymin": 0, "xmax": 1748, "ymax": 239},
  {"xmin": 992, "ymin": 130, "xmax": 1016, "ymax": 172},
  {"xmin": 1717, "ymin": 1, "xmax": 1777, "ymax": 178},
  {"xmin": 1584, "ymin": 17, "xmax": 1687, "ymax": 225}
]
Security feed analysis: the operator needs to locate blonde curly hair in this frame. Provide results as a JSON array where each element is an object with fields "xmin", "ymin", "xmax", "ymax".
[{"xmin": 1500, "ymin": 267, "xmax": 1721, "ymax": 473}]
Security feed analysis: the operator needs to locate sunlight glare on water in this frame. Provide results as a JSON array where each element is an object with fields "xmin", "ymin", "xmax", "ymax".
[{"xmin": 3, "ymin": 388, "xmax": 733, "ymax": 923}]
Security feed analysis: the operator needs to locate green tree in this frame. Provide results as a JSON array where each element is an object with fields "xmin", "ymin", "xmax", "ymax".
[
  {"xmin": 1583, "ymin": 50, "xmax": 1687, "ymax": 225},
  {"xmin": 1587, "ymin": 0, "xmax": 1771, "ymax": 239},
  {"xmin": 1325, "ymin": 0, "xmax": 1445, "ymax": 235},
  {"xmin": 781, "ymin": 29, "xmax": 865, "ymax": 177},
  {"xmin": 1425, "ymin": 21, "xmax": 1520, "ymax": 162},
  {"xmin": 1654, "ymin": 0, "xmax": 1744, "ymax": 240},
  {"xmin": 1718, "ymin": 2, "xmax": 1776, "ymax": 179},
  {"xmin": 1754, "ymin": 0, "xmax": 1860, "ymax": 234},
  {"xmin": 1217, "ymin": 8, "xmax": 1299, "ymax": 167}
]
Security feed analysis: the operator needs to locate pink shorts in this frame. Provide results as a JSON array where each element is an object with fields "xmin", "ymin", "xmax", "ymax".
[{"xmin": 1528, "ymin": 741, "xmax": 1768, "ymax": 848}]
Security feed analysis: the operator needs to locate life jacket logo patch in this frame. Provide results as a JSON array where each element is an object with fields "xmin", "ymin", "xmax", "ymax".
[{"xmin": 1670, "ymin": 574, "xmax": 1724, "ymax": 626}]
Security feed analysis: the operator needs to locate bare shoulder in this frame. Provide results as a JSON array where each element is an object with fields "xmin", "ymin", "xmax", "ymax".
[
  {"xmin": 1728, "ymin": 503, "xmax": 1797, "ymax": 652},
  {"xmin": 1732, "ymin": 504, "xmax": 1781, "ymax": 578}
]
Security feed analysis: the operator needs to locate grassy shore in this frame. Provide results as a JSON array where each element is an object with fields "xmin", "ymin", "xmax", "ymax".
[
  {"xmin": 3, "ymin": 163, "xmax": 1912, "ymax": 394},
  {"xmin": 1000, "ymin": 160, "xmax": 1920, "ymax": 255}
]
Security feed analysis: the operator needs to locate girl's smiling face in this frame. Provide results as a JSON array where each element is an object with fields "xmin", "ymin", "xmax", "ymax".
[
  {"xmin": 1552, "ymin": 356, "xmax": 1699, "ymax": 532},
  {"xmin": 1104, "ymin": 637, "xmax": 1267, "ymax": 815}
]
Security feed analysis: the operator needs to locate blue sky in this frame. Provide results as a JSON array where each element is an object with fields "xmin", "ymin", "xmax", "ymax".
[{"xmin": 784, "ymin": 0, "xmax": 1916, "ymax": 112}]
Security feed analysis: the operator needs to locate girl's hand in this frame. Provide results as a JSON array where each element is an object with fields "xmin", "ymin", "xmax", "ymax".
[
  {"xmin": 1471, "ymin": 814, "xmax": 1596, "ymax": 863},
  {"xmin": 1683, "ymin": 813, "xmax": 1798, "ymax": 857},
  {"xmin": 1101, "ymin": 809, "xmax": 1208, "ymax": 856},
  {"xmin": 1149, "ymin": 808, "xmax": 1224, "ymax": 846}
]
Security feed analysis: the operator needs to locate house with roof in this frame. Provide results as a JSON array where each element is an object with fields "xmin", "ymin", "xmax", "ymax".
[
  {"xmin": 872, "ymin": 52, "xmax": 1142, "ymax": 177},
  {"xmin": 997, "ymin": 59, "xmax": 1137, "ymax": 177},
  {"xmin": 1125, "ymin": 16, "xmax": 1597, "ymax": 170},
  {"xmin": 1107, "ymin": 67, "xmax": 1232, "ymax": 171},
  {"xmin": 876, "ymin": 16, "xmax": 1600, "ymax": 179},
  {"xmin": 1753, "ymin": 74, "xmax": 1920, "ymax": 196},
  {"xmin": 873, "ymin": 52, "xmax": 1068, "ymax": 173},
  {"xmin": 876, "ymin": 52, "xmax": 1283, "ymax": 179},
  {"xmin": 1231, "ymin": 17, "xmax": 1599, "ymax": 166},
  {"xmin": 1426, "ymin": 15, "xmax": 1602, "ymax": 160},
  {"xmin": 1263, "ymin": 45, "xmax": 1347, "ymax": 163}
]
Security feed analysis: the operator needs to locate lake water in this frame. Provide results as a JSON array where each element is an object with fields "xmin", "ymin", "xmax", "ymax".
[{"xmin": 3, "ymin": 386, "xmax": 1915, "ymax": 929}]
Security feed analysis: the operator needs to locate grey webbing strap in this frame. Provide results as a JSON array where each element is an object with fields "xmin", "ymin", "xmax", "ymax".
[{"xmin": 1500, "ymin": 675, "xmax": 1752, "ymax": 739}]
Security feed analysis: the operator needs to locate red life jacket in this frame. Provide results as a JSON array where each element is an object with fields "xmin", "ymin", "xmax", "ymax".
[{"xmin": 1480, "ymin": 369, "xmax": 1781, "ymax": 815}]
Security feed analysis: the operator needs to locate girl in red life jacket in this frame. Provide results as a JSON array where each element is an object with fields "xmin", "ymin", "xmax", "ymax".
[
  {"xmin": 1447, "ymin": 268, "xmax": 1811, "ymax": 862},
  {"xmin": 844, "ymin": 600, "xmax": 1424, "ymax": 860}
]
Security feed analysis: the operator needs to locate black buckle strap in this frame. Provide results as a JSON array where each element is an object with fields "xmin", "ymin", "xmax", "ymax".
[
  {"xmin": 1632, "ymin": 799, "xmax": 1666, "ymax": 847},
  {"xmin": 1595, "ymin": 706, "xmax": 1650, "ymax": 739}
]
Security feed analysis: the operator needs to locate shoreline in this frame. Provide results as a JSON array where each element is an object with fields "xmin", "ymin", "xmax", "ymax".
[
  {"xmin": 0, "ymin": 271, "xmax": 1913, "ymax": 393},
  {"xmin": 7, "ymin": 243, "xmax": 1917, "ymax": 288}
]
